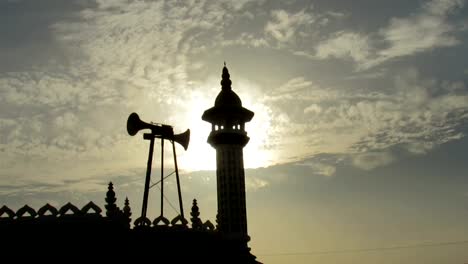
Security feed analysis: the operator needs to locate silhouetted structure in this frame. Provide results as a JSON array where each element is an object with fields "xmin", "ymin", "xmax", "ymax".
[
  {"xmin": 203, "ymin": 64, "xmax": 254, "ymax": 248},
  {"xmin": 0, "ymin": 65, "xmax": 259, "ymax": 263},
  {"xmin": 126, "ymin": 111, "xmax": 190, "ymax": 227}
]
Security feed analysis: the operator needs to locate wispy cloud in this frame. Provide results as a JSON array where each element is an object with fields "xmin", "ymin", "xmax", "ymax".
[
  {"xmin": 297, "ymin": 160, "xmax": 336, "ymax": 176},
  {"xmin": 1, "ymin": 0, "xmax": 467, "ymax": 188},
  {"xmin": 315, "ymin": 31, "xmax": 372, "ymax": 64},
  {"xmin": 311, "ymin": 0, "xmax": 466, "ymax": 69},
  {"xmin": 352, "ymin": 151, "xmax": 394, "ymax": 170},
  {"xmin": 265, "ymin": 9, "xmax": 316, "ymax": 44},
  {"xmin": 0, "ymin": 0, "xmax": 266, "ymax": 189},
  {"xmin": 222, "ymin": 32, "xmax": 269, "ymax": 48},
  {"xmin": 274, "ymin": 77, "xmax": 313, "ymax": 94},
  {"xmin": 368, "ymin": 0, "xmax": 466, "ymax": 68},
  {"xmin": 264, "ymin": 68, "xmax": 468, "ymax": 170}
]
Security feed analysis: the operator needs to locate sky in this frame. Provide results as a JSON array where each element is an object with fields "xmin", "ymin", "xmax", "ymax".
[{"xmin": 1, "ymin": 0, "xmax": 468, "ymax": 263}]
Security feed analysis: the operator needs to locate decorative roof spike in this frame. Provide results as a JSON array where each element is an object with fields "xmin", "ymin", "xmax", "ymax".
[
  {"xmin": 123, "ymin": 197, "xmax": 132, "ymax": 228},
  {"xmin": 106, "ymin": 182, "xmax": 116, "ymax": 202},
  {"xmin": 123, "ymin": 197, "xmax": 132, "ymax": 218},
  {"xmin": 190, "ymin": 199, "xmax": 202, "ymax": 230},
  {"xmin": 191, "ymin": 199, "xmax": 200, "ymax": 217},
  {"xmin": 221, "ymin": 63, "xmax": 232, "ymax": 90},
  {"xmin": 105, "ymin": 182, "xmax": 119, "ymax": 217}
]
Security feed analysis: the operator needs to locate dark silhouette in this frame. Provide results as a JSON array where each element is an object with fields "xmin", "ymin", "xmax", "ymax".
[
  {"xmin": 126, "ymin": 112, "xmax": 190, "ymax": 226},
  {"xmin": 202, "ymin": 64, "xmax": 254, "ymax": 246},
  {"xmin": 0, "ymin": 65, "xmax": 259, "ymax": 263}
]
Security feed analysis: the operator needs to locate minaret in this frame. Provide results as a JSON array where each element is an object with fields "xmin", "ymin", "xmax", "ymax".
[{"xmin": 202, "ymin": 65, "xmax": 254, "ymax": 244}]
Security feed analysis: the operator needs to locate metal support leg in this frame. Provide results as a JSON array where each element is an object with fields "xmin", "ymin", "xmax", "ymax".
[
  {"xmin": 172, "ymin": 141, "xmax": 184, "ymax": 219},
  {"xmin": 141, "ymin": 134, "xmax": 155, "ymax": 219},
  {"xmin": 160, "ymin": 138, "xmax": 164, "ymax": 217}
]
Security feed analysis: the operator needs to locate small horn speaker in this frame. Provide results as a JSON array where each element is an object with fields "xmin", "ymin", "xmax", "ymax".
[{"xmin": 173, "ymin": 129, "xmax": 190, "ymax": 150}]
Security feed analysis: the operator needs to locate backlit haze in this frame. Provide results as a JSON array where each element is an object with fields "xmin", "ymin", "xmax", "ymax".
[{"xmin": 1, "ymin": 0, "xmax": 468, "ymax": 263}]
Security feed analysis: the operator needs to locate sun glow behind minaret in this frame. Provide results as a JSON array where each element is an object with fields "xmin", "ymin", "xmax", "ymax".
[{"xmin": 176, "ymin": 82, "xmax": 274, "ymax": 172}]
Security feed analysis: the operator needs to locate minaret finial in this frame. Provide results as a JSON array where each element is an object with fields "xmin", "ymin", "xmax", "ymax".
[{"xmin": 221, "ymin": 63, "xmax": 231, "ymax": 90}]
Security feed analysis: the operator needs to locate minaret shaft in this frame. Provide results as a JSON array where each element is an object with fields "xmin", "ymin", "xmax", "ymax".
[{"xmin": 216, "ymin": 144, "xmax": 248, "ymax": 236}]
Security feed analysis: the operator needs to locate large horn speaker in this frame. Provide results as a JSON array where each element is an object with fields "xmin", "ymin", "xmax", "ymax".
[
  {"xmin": 127, "ymin": 112, "xmax": 172, "ymax": 137},
  {"xmin": 127, "ymin": 112, "xmax": 144, "ymax": 136},
  {"xmin": 126, "ymin": 112, "xmax": 190, "ymax": 149}
]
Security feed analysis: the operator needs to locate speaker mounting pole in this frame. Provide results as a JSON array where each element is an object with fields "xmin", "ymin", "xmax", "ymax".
[
  {"xmin": 141, "ymin": 133, "xmax": 156, "ymax": 219},
  {"xmin": 126, "ymin": 112, "xmax": 190, "ymax": 226},
  {"xmin": 172, "ymin": 140, "xmax": 184, "ymax": 219}
]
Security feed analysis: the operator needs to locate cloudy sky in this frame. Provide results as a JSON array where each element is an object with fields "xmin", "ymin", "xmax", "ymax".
[{"xmin": 1, "ymin": 0, "xmax": 468, "ymax": 263}]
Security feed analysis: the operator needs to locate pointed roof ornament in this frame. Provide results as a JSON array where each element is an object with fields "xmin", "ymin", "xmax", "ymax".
[
  {"xmin": 221, "ymin": 62, "xmax": 232, "ymax": 91},
  {"xmin": 190, "ymin": 199, "xmax": 202, "ymax": 230},
  {"xmin": 123, "ymin": 197, "xmax": 132, "ymax": 218},
  {"xmin": 105, "ymin": 182, "xmax": 119, "ymax": 217},
  {"xmin": 202, "ymin": 64, "xmax": 254, "ymax": 125}
]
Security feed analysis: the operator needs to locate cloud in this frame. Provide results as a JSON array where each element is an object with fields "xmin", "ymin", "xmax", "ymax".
[
  {"xmin": 352, "ymin": 151, "xmax": 394, "ymax": 170},
  {"xmin": 263, "ymin": 68, "xmax": 468, "ymax": 170},
  {"xmin": 311, "ymin": 0, "xmax": 466, "ymax": 69},
  {"xmin": 297, "ymin": 160, "xmax": 336, "ymax": 176},
  {"xmin": 222, "ymin": 33, "xmax": 269, "ymax": 48},
  {"xmin": 265, "ymin": 77, "xmax": 336, "ymax": 103},
  {"xmin": 370, "ymin": 0, "xmax": 465, "ymax": 67},
  {"xmin": 245, "ymin": 176, "xmax": 269, "ymax": 191},
  {"xmin": 1, "ymin": 0, "xmax": 467, "ymax": 191},
  {"xmin": 0, "ymin": 0, "xmax": 265, "ymax": 189},
  {"xmin": 303, "ymin": 104, "xmax": 322, "ymax": 114},
  {"xmin": 274, "ymin": 77, "xmax": 313, "ymax": 94},
  {"xmin": 315, "ymin": 31, "xmax": 372, "ymax": 63},
  {"xmin": 265, "ymin": 9, "xmax": 316, "ymax": 43}
]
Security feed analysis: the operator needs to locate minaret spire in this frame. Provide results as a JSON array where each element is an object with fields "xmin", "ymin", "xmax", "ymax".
[{"xmin": 221, "ymin": 62, "xmax": 232, "ymax": 90}]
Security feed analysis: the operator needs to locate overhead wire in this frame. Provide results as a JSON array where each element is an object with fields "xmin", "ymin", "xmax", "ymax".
[{"xmin": 258, "ymin": 239, "xmax": 468, "ymax": 257}]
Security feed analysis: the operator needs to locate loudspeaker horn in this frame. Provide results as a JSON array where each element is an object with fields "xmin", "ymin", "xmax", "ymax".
[
  {"xmin": 126, "ymin": 112, "xmax": 190, "ymax": 150},
  {"xmin": 173, "ymin": 129, "xmax": 190, "ymax": 150}
]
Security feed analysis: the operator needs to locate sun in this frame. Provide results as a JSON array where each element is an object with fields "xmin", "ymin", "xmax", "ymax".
[
  {"xmin": 175, "ymin": 86, "xmax": 275, "ymax": 172},
  {"xmin": 176, "ymin": 91, "xmax": 216, "ymax": 171}
]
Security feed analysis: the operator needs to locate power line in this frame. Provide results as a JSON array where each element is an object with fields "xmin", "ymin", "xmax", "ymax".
[{"xmin": 258, "ymin": 239, "xmax": 468, "ymax": 257}]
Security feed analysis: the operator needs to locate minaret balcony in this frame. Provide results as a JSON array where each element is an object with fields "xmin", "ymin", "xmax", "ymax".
[{"xmin": 207, "ymin": 129, "xmax": 250, "ymax": 146}]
